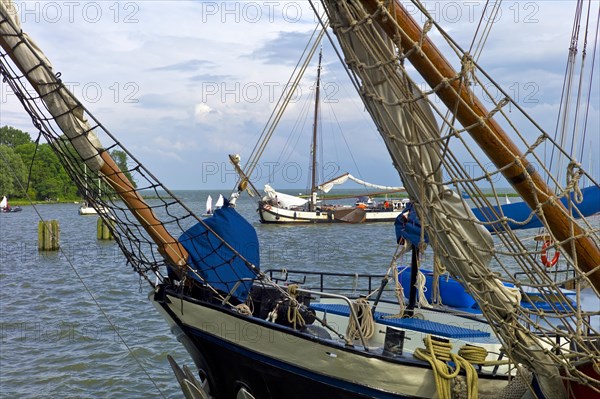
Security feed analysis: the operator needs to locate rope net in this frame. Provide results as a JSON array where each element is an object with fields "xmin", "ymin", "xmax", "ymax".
[
  {"xmin": 0, "ymin": 4, "xmax": 261, "ymax": 303},
  {"xmin": 320, "ymin": 0, "xmax": 599, "ymax": 393}
]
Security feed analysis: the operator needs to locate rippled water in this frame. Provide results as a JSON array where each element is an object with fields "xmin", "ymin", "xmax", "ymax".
[{"xmin": 0, "ymin": 191, "xmax": 399, "ymax": 398}]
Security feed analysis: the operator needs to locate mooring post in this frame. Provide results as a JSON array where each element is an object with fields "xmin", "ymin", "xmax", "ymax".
[
  {"xmin": 38, "ymin": 220, "xmax": 60, "ymax": 251},
  {"xmin": 97, "ymin": 217, "xmax": 114, "ymax": 240}
]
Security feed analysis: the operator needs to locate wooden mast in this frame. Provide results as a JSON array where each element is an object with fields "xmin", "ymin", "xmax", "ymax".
[
  {"xmin": 310, "ymin": 48, "xmax": 323, "ymax": 212},
  {"xmin": 358, "ymin": 0, "xmax": 600, "ymax": 290}
]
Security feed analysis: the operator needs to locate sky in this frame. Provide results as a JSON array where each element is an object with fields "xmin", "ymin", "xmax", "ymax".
[{"xmin": 1, "ymin": 0, "xmax": 598, "ymax": 191}]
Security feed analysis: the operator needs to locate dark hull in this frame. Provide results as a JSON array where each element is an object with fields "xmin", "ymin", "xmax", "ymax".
[
  {"xmin": 179, "ymin": 324, "xmax": 412, "ymax": 399},
  {"xmin": 153, "ymin": 288, "xmax": 508, "ymax": 399},
  {"xmin": 1, "ymin": 207, "xmax": 22, "ymax": 213}
]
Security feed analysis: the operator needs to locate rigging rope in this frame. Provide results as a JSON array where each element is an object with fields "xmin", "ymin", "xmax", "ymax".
[
  {"xmin": 237, "ymin": 22, "xmax": 327, "ymax": 193},
  {"xmin": 320, "ymin": 0, "xmax": 600, "ymax": 392}
]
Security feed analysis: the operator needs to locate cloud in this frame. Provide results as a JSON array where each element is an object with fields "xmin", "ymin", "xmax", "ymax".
[
  {"xmin": 248, "ymin": 31, "xmax": 314, "ymax": 65},
  {"xmin": 194, "ymin": 103, "xmax": 214, "ymax": 122},
  {"xmin": 149, "ymin": 59, "xmax": 216, "ymax": 72},
  {"xmin": 189, "ymin": 74, "xmax": 232, "ymax": 82}
]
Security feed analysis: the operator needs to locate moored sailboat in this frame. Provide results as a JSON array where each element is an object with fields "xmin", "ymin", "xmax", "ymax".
[{"xmin": 237, "ymin": 48, "xmax": 407, "ymax": 224}]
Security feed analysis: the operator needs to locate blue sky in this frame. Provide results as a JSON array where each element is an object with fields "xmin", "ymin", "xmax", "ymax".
[{"xmin": 1, "ymin": 1, "xmax": 598, "ymax": 190}]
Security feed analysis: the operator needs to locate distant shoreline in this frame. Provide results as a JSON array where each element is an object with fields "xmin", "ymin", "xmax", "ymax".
[{"xmin": 6, "ymin": 191, "xmax": 521, "ymax": 206}]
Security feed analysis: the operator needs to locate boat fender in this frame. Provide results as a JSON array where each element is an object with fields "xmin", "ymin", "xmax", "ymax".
[{"xmin": 541, "ymin": 240, "xmax": 560, "ymax": 267}]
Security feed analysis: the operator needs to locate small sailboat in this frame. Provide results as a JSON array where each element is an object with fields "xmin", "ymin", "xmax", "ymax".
[
  {"xmin": 203, "ymin": 195, "xmax": 212, "ymax": 217},
  {"xmin": 214, "ymin": 194, "xmax": 224, "ymax": 210},
  {"xmin": 78, "ymin": 164, "xmax": 107, "ymax": 216},
  {"xmin": 0, "ymin": 196, "xmax": 21, "ymax": 213}
]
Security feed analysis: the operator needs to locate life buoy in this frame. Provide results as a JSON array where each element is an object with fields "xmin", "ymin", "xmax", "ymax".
[{"xmin": 541, "ymin": 240, "xmax": 560, "ymax": 267}]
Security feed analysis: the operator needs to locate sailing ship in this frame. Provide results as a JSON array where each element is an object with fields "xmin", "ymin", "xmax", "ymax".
[
  {"xmin": 238, "ymin": 49, "xmax": 407, "ymax": 224},
  {"xmin": 1, "ymin": 1, "xmax": 599, "ymax": 399}
]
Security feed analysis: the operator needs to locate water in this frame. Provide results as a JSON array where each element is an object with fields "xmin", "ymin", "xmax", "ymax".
[{"xmin": 0, "ymin": 191, "xmax": 399, "ymax": 398}]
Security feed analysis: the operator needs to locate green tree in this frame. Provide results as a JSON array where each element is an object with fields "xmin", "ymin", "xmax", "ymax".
[
  {"xmin": 0, "ymin": 126, "xmax": 31, "ymax": 147},
  {"xmin": 0, "ymin": 144, "xmax": 27, "ymax": 197},
  {"xmin": 15, "ymin": 142, "xmax": 78, "ymax": 200},
  {"xmin": 111, "ymin": 149, "xmax": 137, "ymax": 188}
]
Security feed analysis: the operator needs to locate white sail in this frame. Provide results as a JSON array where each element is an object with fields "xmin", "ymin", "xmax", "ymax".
[
  {"xmin": 263, "ymin": 184, "xmax": 308, "ymax": 208},
  {"xmin": 214, "ymin": 194, "xmax": 224, "ymax": 208},
  {"xmin": 0, "ymin": 196, "xmax": 7, "ymax": 209},
  {"xmin": 319, "ymin": 172, "xmax": 405, "ymax": 193},
  {"xmin": 205, "ymin": 195, "xmax": 212, "ymax": 214}
]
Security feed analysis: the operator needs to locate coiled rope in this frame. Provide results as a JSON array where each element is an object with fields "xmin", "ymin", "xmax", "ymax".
[
  {"xmin": 414, "ymin": 335, "xmax": 478, "ymax": 399},
  {"xmin": 346, "ymin": 297, "xmax": 375, "ymax": 340},
  {"xmin": 286, "ymin": 284, "xmax": 306, "ymax": 329}
]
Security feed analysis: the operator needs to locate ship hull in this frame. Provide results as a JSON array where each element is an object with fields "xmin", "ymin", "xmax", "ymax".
[
  {"xmin": 152, "ymin": 289, "xmax": 509, "ymax": 399},
  {"xmin": 258, "ymin": 202, "xmax": 402, "ymax": 224}
]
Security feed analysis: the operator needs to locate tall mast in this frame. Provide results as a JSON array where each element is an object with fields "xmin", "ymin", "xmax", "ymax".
[
  {"xmin": 310, "ymin": 48, "xmax": 323, "ymax": 211},
  {"xmin": 359, "ymin": 0, "xmax": 600, "ymax": 291}
]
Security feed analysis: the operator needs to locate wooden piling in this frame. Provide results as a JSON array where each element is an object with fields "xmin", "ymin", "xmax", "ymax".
[
  {"xmin": 97, "ymin": 217, "xmax": 114, "ymax": 240},
  {"xmin": 38, "ymin": 220, "xmax": 60, "ymax": 251}
]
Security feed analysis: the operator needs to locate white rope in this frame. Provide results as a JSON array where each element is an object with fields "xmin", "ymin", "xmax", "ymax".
[{"xmin": 346, "ymin": 297, "xmax": 375, "ymax": 341}]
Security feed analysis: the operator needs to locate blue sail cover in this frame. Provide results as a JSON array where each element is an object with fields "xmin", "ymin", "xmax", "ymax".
[
  {"xmin": 395, "ymin": 186, "xmax": 600, "ymax": 244},
  {"xmin": 178, "ymin": 203, "xmax": 259, "ymax": 303},
  {"xmin": 395, "ymin": 202, "xmax": 429, "ymax": 245},
  {"xmin": 472, "ymin": 185, "xmax": 600, "ymax": 232}
]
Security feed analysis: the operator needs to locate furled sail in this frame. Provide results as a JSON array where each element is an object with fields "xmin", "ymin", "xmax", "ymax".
[
  {"xmin": 0, "ymin": 1, "xmax": 104, "ymax": 172},
  {"xmin": 318, "ymin": 172, "xmax": 404, "ymax": 193},
  {"xmin": 320, "ymin": 0, "xmax": 593, "ymax": 396},
  {"xmin": 263, "ymin": 184, "xmax": 308, "ymax": 208}
]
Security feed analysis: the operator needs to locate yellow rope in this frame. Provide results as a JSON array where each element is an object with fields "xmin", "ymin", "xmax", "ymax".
[
  {"xmin": 286, "ymin": 284, "xmax": 305, "ymax": 329},
  {"xmin": 235, "ymin": 303, "xmax": 252, "ymax": 316},
  {"xmin": 458, "ymin": 344, "xmax": 488, "ymax": 365},
  {"xmin": 414, "ymin": 336, "xmax": 479, "ymax": 399}
]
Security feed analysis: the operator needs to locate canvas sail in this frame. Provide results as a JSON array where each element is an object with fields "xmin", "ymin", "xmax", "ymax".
[
  {"xmin": 205, "ymin": 195, "xmax": 212, "ymax": 214},
  {"xmin": 263, "ymin": 184, "xmax": 308, "ymax": 208},
  {"xmin": 319, "ymin": 172, "xmax": 404, "ymax": 193}
]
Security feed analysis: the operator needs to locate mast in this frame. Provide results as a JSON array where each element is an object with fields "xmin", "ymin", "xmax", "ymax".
[
  {"xmin": 310, "ymin": 48, "xmax": 323, "ymax": 211},
  {"xmin": 359, "ymin": 0, "xmax": 600, "ymax": 291},
  {"xmin": 83, "ymin": 163, "xmax": 88, "ymax": 202}
]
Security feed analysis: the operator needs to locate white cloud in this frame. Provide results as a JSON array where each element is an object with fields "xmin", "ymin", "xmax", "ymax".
[{"xmin": 194, "ymin": 103, "xmax": 213, "ymax": 122}]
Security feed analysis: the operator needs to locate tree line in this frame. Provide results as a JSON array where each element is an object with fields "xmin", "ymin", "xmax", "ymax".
[{"xmin": 0, "ymin": 125, "xmax": 135, "ymax": 201}]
